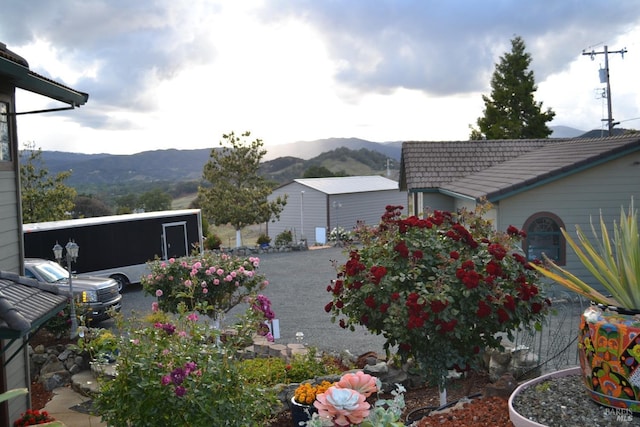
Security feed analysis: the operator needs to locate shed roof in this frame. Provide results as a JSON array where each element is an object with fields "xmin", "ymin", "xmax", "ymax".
[
  {"xmin": 441, "ymin": 134, "xmax": 640, "ymax": 202},
  {"xmin": 0, "ymin": 42, "xmax": 88, "ymax": 107},
  {"xmin": 294, "ymin": 176, "xmax": 400, "ymax": 195},
  {"xmin": 0, "ymin": 272, "xmax": 67, "ymax": 339},
  {"xmin": 399, "ymin": 139, "xmax": 562, "ymax": 191}
]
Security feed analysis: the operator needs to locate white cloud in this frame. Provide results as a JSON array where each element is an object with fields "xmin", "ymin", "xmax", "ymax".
[{"xmin": 4, "ymin": 0, "xmax": 640, "ymax": 154}]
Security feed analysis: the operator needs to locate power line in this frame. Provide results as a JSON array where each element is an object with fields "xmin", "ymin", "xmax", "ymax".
[{"xmin": 582, "ymin": 46, "xmax": 628, "ymax": 136}]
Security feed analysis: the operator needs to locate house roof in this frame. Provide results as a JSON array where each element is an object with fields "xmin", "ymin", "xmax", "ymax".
[
  {"xmin": 294, "ymin": 176, "xmax": 400, "ymax": 195},
  {"xmin": 0, "ymin": 42, "xmax": 88, "ymax": 107},
  {"xmin": 441, "ymin": 134, "xmax": 640, "ymax": 202},
  {"xmin": 399, "ymin": 139, "xmax": 562, "ymax": 191},
  {"xmin": 0, "ymin": 271, "xmax": 67, "ymax": 339}
]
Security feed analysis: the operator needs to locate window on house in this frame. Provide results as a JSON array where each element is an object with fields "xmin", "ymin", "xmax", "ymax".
[
  {"xmin": 523, "ymin": 212, "xmax": 566, "ymax": 265},
  {"xmin": 0, "ymin": 102, "xmax": 10, "ymax": 162}
]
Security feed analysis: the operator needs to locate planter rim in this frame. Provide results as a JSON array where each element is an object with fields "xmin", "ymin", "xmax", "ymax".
[{"xmin": 508, "ymin": 366, "xmax": 581, "ymax": 427}]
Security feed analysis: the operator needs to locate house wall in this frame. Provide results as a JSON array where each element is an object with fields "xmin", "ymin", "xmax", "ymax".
[
  {"xmin": 326, "ymin": 189, "xmax": 406, "ymax": 232},
  {"xmin": 496, "ymin": 152, "xmax": 640, "ymax": 293},
  {"xmin": 0, "ymin": 81, "xmax": 28, "ymax": 426},
  {"xmin": 417, "ymin": 192, "xmax": 455, "ymax": 216},
  {"xmin": 268, "ymin": 182, "xmax": 406, "ymax": 245},
  {"xmin": 268, "ymin": 182, "xmax": 326, "ymax": 244}
]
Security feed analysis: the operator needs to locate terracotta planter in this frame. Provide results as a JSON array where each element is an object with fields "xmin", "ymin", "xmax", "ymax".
[
  {"xmin": 508, "ymin": 366, "xmax": 581, "ymax": 427},
  {"xmin": 578, "ymin": 305, "xmax": 640, "ymax": 412},
  {"xmin": 290, "ymin": 396, "xmax": 317, "ymax": 426}
]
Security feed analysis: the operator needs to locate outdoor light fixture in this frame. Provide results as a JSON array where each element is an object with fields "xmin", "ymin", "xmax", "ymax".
[{"xmin": 53, "ymin": 240, "xmax": 80, "ymax": 338}]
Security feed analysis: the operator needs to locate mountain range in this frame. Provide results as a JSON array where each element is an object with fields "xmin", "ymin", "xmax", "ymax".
[{"xmin": 31, "ymin": 126, "xmax": 590, "ymax": 191}]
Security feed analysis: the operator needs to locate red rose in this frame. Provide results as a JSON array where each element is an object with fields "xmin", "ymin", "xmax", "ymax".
[
  {"xmin": 364, "ymin": 295, "xmax": 377, "ymax": 308},
  {"xmin": 430, "ymin": 299, "xmax": 448, "ymax": 313},
  {"xmin": 497, "ymin": 308, "xmax": 510, "ymax": 323},
  {"xmin": 476, "ymin": 300, "xmax": 492, "ymax": 318}
]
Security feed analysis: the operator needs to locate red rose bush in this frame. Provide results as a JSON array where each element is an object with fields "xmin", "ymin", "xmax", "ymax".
[{"xmin": 326, "ymin": 204, "xmax": 550, "ymax": 390}]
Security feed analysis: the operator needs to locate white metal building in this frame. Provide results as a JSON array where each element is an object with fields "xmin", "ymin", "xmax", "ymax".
[{"xmin": 267, "ymin": 176, "xmax": 406, "ymax": 245}]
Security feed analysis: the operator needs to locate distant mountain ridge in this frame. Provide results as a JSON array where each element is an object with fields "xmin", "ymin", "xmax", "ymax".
[
  {"xmin": 33, "ymin": 137, "xmax": 402, "ymax": 188},
  {"xmin": 34, "ymin": 129, "xmax": 605, "ymax": 190}
]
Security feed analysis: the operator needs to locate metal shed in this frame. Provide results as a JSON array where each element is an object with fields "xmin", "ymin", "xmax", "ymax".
[{"xmin": 267, "ymin": 176, "xmax": 406, "ymax": 245}]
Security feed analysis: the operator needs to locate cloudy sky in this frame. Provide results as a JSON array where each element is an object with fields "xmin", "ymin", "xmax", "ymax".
[{"xmin": 2, "ymin": 1, "xmax": 639, "ymax": 155}]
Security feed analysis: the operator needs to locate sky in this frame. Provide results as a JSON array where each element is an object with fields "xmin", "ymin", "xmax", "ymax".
[{"xmin": 1, "ymin": 1, "xmax": 639, "ymax": 155}]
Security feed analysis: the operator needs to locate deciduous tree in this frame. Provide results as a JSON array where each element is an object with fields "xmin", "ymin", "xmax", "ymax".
[
  {"xmin": 198, "ymin": 132, "xmax": 287, "ymax": 247},
  {"xmin": 20, "ymin": 143, "xmax": 77, "ymax": 223},
  {"xmin": 470, "ymin": 36, "xmax": 555, "ymax": 140}
]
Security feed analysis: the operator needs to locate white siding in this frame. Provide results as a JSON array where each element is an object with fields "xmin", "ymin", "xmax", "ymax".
[
  {"xmin": 268, "ymin": 181, "xmax": 406, "ymax": 245},
  {"xmin": 497, "ymin": 153, "xmax": 640, "ymax": 293},
  {"xmin": 0, "ymin": 169, "xmax": 20, "ymax": 271},
  {"xmin": 2, "ymin": 339, "xmax": 29, "ymax": 422}
]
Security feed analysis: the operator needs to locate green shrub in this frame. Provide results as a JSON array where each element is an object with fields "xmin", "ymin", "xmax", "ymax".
[
  {"xmin": 274, "ymin": 230, "xmax": 293, "ymax": 246},
  {"xmin": 95, "ymin": 311, "xmax": 278, "ymax": 426},
  {"xmin": 256, "ymin": 234, "xmax": 271, "ymax": 245},
  {"xmin": 238, "ymin": 357, "xmax": 288, "ymax": 386},
  {"xmin": 204, "ymin": 233, "xmax": 222, "ymax": 250},
  {"xmin": 285, "ymin": 347, "xmax": 343, "ymax": 383}
]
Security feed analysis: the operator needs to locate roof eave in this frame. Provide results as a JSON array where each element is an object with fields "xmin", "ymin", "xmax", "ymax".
[{"xmin": 0, "ymin": 56, "xmax": 89, "ymax": 107}]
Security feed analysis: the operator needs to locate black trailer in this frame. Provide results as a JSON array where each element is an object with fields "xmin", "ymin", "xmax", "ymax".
[{"xmin": 23, "ymin": 209, "xmax": 203, "ymax": 290}]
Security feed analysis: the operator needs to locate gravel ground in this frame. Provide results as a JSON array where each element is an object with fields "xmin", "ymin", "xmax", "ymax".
[
  {"xmin": 511, "ymin": 371, "xmax": 640, "ymax": 427},
  {"xmin": 225, "ymin": 246, "xmax": 389, "ymax": 357}
]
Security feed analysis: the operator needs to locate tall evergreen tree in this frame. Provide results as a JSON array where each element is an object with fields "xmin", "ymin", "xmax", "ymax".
[
  {"xmin": 470, "ymin": 36, "xmax": 555, "ymax": 140},
  {"xmin": 198, "ymin": 132, "xmax": 287, "ymax": 247}
]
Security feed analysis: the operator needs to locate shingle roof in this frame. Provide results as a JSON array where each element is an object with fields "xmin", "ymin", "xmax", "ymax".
[
  {"xmin": 441, "ymin": 134, "xmax": 640, "ymax": 202},
  {"xmin": 0, "ymin": 271, "xmax": 67, "ymax": 339},
  {"xmin": 295, "ymin": 176, "xmax": 400, "ymax": 195},
  {"xmin": 399, "ymin": 139, "xmax": 563, "ymax": 191}
]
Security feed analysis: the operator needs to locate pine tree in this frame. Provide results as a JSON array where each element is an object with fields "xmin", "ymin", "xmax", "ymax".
[{"xmin": 470, "ymin": 36, "xmax": 555, "ymax": 140}]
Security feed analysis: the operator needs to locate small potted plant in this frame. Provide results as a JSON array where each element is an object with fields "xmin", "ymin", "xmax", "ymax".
[
  {"xmin": 532, "ymin": 199, "xmax": 640, "ymax": 412},
  {"xmin": 256, "ymin": 234, "xmax": 271, "ymax": 249},
  {"xmin": 291, "ymin": 380, "xmax": 333, "ymax": 424},
  {"xmin": 13, "ymin": 409, "xmax": 59, "ymax": 426}
]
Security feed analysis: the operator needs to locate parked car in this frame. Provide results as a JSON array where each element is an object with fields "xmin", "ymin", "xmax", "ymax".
[{"xmin": 24, "ymin": 258, "xmax": 122, "ymax": 322}]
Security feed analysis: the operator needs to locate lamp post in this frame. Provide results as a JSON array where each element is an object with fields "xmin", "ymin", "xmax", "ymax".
[{"xmin": 53, "ymin": 240, "xmax": 79, "ymax": 339}]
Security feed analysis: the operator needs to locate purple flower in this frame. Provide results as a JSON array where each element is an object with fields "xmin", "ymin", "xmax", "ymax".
[
  {"xmin": 174, "ymin": 386, "xmax": 186, "ymax": 397},
  {"xmin": 161, "ymin": 375, "xmax": 172, "ymax": 386},
  {"xmin": 171, "ymin": 367, "xmax": 186, "ymax": 385}
]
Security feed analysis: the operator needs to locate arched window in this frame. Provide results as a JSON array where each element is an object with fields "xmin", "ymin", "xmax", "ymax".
[{"xmin": 522, "ymin": 212, "xmax": 566, "ymax": 265}]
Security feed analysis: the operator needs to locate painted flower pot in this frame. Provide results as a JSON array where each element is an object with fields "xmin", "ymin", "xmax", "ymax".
[
  {"xmin": 578, "ymin": 305, "xmax": 640, "ymax": 412},
  {"xmin": 290, "ymin": 396, "xmax": 317, "ymax": 426},
  {"xmin": 508, "ymin": 366, "xmax": 581, "ymax": 427}
]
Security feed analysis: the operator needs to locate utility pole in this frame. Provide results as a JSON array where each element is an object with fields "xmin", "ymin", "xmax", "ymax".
[{"xmin": 582, "ymin": 45, "xmax": 627, "ymax": 136}]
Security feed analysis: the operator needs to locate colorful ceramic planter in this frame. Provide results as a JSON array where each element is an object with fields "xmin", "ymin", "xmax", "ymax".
[{"xmin": 579, "ymin": 305, "xmax": 640, "ymax": 412}]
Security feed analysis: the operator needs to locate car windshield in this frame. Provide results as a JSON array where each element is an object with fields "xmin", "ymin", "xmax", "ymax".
[{"xmin": 33, "ymin": 262, "xmax": 68, "ymax": 283}]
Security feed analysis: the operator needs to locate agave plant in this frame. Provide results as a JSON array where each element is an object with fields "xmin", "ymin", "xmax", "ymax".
[{"xmin": 532, "ymin": 199, "xmax": 640, "ymax": 310}]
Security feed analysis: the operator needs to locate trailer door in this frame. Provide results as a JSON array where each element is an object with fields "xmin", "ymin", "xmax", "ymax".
[{"xmin": 162, "ymin": 221, "xmax": 189, "ymax": 259}]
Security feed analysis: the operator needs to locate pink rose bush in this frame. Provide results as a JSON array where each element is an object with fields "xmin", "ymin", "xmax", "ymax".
[
  {"xmin": 142, "ymin": 252, "xmax": 268, "ymax": 317},
  {"xmin": 325, "ymin": 204, "xmax": 551, "ymax": 388}
]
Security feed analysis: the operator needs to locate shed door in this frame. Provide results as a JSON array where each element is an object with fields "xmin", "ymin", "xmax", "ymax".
[{"xmin": 163, "ymin": 221, "xmax": 188, "ymax": 259}]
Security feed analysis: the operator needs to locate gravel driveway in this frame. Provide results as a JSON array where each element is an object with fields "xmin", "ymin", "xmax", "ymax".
[{"xmin": 235, "ymin": 246, "xmax": 388, "ymax": 358}]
